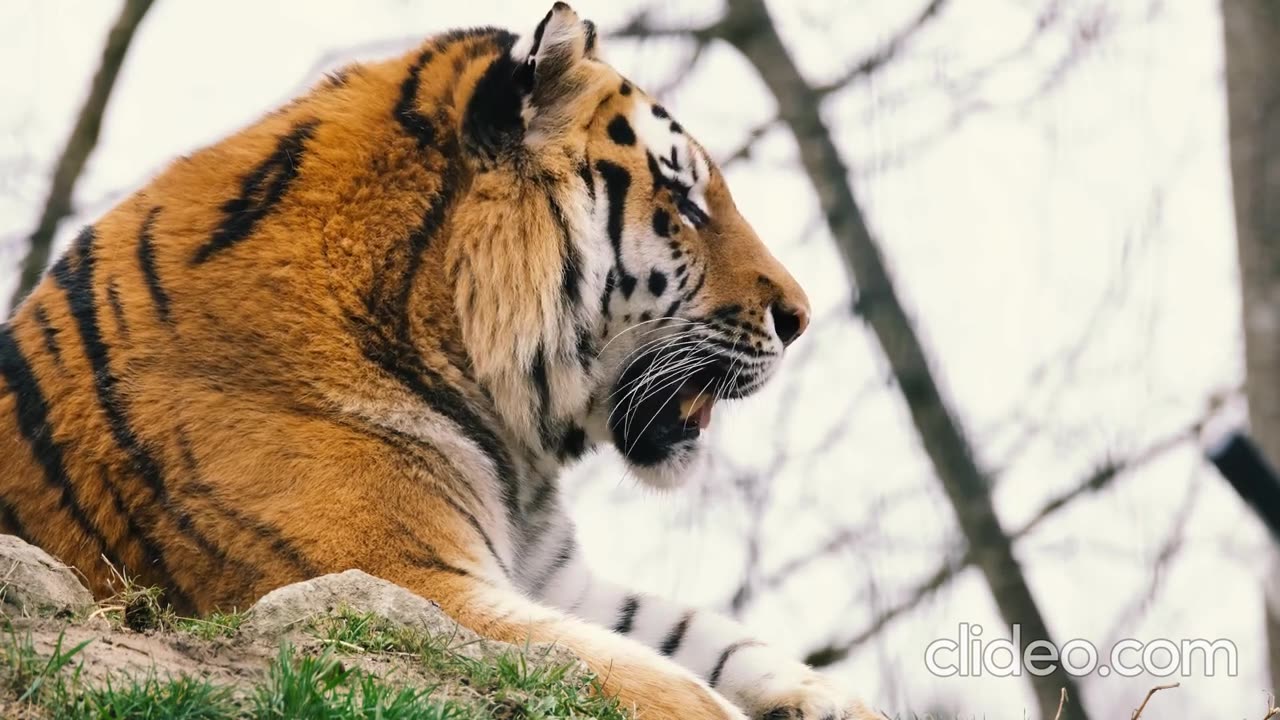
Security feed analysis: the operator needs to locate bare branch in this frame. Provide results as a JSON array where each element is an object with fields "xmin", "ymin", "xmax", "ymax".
[
  {"xmin": 813, "ymin": 0, "xmax": 949, "ymax": 97},
  {"xmin": 610, "ymin": 11, "xmax": 720, "ymax": 43},
  {"xmin": 804, "ymin": 550, "xmax": 965, "ymax": 668},
  {"xmin": 9, "ymin": 0, "xmax": 156, "ymax": 313},
  {"xmin": 1017, "ymin": 422, "xmax": 1204, "ymax": 538},
  {"xmin": 721, "ymin": 118, "xmax": 779, "ymax": 167},
  {"xmin": 804, "ymin": 412, "xmax": 1212, "ymax": 669}
]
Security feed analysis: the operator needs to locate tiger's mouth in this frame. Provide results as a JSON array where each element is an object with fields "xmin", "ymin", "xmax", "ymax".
[{"xmin": 607, "ymin": 344, "xmax": 752, "ymax": 472}]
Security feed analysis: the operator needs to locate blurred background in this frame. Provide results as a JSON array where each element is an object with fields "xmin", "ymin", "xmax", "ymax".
[{"xmin": 0, "ymin": 0, "xmax": 1272, "ymax": 717}]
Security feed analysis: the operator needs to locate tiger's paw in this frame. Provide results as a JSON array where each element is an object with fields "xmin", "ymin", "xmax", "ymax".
[{"xmin": 743, "ymin": 666, "xmax": 885, "ymax": 720}]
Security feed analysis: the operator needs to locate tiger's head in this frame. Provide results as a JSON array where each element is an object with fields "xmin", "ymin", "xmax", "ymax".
[{"xmin": 454, "ymin": 4, "xmax": 809, "ymax": 489}]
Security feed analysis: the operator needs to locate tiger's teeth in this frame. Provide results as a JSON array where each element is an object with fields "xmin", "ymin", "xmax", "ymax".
[{"xmin": 679, "ymin": 393, "xmax": 709, "ymax": 420}]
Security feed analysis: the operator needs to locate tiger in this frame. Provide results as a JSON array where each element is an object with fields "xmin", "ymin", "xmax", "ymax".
[{"xmin": 0, "ymin": 4, "xmax": 880, "ymax": 719}]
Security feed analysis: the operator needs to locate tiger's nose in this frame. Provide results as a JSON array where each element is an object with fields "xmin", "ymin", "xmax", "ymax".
[{"xmin": 770, "ymin": 301, "xmax": 809, "ymax": 346}]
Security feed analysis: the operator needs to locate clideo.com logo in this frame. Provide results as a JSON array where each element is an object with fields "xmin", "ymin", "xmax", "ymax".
[{"xmin": 924, "ymin": 624, "xmax": 1238, "ymax": 678}]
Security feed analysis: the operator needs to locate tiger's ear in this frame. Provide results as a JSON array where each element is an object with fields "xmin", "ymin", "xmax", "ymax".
[
  {"xmin": 512, "ymin": 3, "xmax": 600, "ymax": 127},
  {"xmin": 465, "ymin": 3, "xmax": 600, "ymax": 157}
]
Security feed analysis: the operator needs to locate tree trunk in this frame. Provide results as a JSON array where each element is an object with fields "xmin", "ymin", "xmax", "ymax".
[
  {"xmin": 1222, "ymin": 0, "xmax": 1280, "ymax": 695},
  {"xmin": 715, "ymin": 1, "xmax": 1088, "ymax": 717}
]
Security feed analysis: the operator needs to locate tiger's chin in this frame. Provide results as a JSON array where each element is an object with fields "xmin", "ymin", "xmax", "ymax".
[
  {"xmin": 626, "ymin": 440, "xmax": 706, "ymax": 490},
  {"xmin": 607, "ymin": 359, "xmax": 726, "ymax": 491}
]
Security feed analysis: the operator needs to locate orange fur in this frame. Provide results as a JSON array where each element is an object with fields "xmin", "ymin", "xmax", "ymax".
[{"xmin": 0, "ymin": 5, "xmax": 812, "ymax": 718}]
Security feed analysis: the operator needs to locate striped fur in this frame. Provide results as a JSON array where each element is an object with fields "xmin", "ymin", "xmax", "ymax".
[{"xmin": 0, "ymin": 4, "xmax": 877, "ymax": 719}]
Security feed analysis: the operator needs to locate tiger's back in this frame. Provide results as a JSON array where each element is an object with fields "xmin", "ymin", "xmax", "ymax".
[{"xmin": 0, "ymin": 29, "xmax": 511, "ymax": 611}]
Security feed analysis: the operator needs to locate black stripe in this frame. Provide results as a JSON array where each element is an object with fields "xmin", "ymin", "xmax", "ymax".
[
  {"xmin": 357, "ymin": 338, "xmax": 521, "ymax": 535},
  {"xmin": 704, "ymin": 315, "xmax": 769, "ymax": 339},
  {"xmin": 0, "ymin": 323, "xmax": 120, "ymax": 571},
  {"xmin": 529, "ymin": 9, "xmax": 553, "ymax": 60},
  {"xmin": 578, "ymin": 160, "xmax": 595, "ymax": 204},
  {"xmin": 582, "ymin": 19, "xmax": 597, "ymax": 54},
  {"xmin": 525, "ymin": 476, "xmax": 558, "ymax": 518},
  {"xmin": 135, "ymin": 207, "xmax": 171, "ymax": 323},
  {"xmin": 463, "ymin": 34, "xmax": 522, "ymax": 158},
  {"xmin": 389, "ymin": 515, "xmax": 471, "ymax": 578},
  {"xmin": 192, "ymin": 120, "xmax": 319, "ymax": 264},
  {"xmin": 677, "ymin": 197, "xmax": 710, "ymax": 228},
  {"xmin": 599, "ymin": 269, "xmax": 616, "ymax": 323},
  {"xmin": 709, "ymin": 304, "xmax": 743, "ymax": 320},
  {"xmin": 303, "ymin": 406, "xmax": 503, "ymax": 578},
  {"xmin": 557, "ymin": 424, "xmax": 586, "ymax": 461},
  {"xmin": 94, "ymin": 462, "xmax": 175, "ymax": 595},
  {"xmin": 682, "ymin": 270, "xmax": 707, "ymax": 300},
  {"xmin": 400, "ymin": 544, "xmax": 470, "ymax": 577},
  {"xmin": 175, "ymin": 430, "xmax": 313, "ymax": 580},
  {"xmin": 436, "ymin": 491, "xmax": 509, "ymax": 575},
  {"xmin": 53, "ymin": 227, "xmax": 232, "ymax": 606},
  {"xmin": 646, "ymin": 153, "xmax": 667, "ymax": 196},
  {"xmin": 528, "ymin": 535, "xmax": 575, "ymax": 598},
  {"xmin": 530, "ymin": 346, "xmax": 562, "ymax": 452},
  {"xmin": 0, "ymin": 496, "xmax": 29, "ymax": 542},
  {"xmin": 340, "ymin": 414, "xmax": 490, "ymax": 519},
  {"xmin": 106, "ymin": 280, "xmax": 129, "ymax": 340},
  {"xmin": 575, "ymin": 325, "xmax": 594, "ymax": 371},
  {"xmin": 396, "ymin": 49, "xmax": 437, "ymax": 147},
  {"xmin": 613, "ymin": 595, "xmax": 640, "ymax": 634},
  {"xmin": 548, "ymin": 193, "xmax": 581, "ymax": 309},
  {"xmin": 595, "ymin": 160, "xmax": 631, "ymax": 277},
  {"xmin": 709, "ymin": 640, "xmax": 762, "ymax": 687},
  {"xmin": 652, "ymin": 208, "xmax": 672, "ymax": 238},
  {"xmin": 358, "ymin": 379, "xmax": 519, "ymax": 528},
  {"xmin": 356, "ymin": 154, "xmax": 521, "ymax": 529},
  {"xmin": 31, "ymin": 305, "xmax": 63, "ymax": 367},
  {"xmin": 695, "ymin": 332, "xmax": 772, "ymax": 359},
  {"xmin": 659, "ymin": 612, "xmax": 694, "ymax": 656}
]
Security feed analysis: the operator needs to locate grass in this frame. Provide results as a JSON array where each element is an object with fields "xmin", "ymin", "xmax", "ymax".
[
  {"xmin": 73, "ymin": 674, "xmax": 236, "ymax": 720},
  {"xmin": 308, "ymin": 607, "xmax": 630, "ymax": 720},
  {"xmin": 0, "ymin": 602, "xmax": 631, "ymax": 719},
  {"xmin": 0, "ymin": 627, "xmax": 89, "ymax": 707},
  {"xmin": 175, "ymin": 611, "xmax": 247, "ymax": 641},
  {"xmin": 251, "ymin": 644, "xmax": 460, "ymax": 719},
  {"xmin": 94, "ymin": 570, "xmax": 247, "ymax": 641}
]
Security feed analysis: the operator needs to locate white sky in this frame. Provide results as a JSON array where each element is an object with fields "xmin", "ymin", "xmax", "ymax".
[{"xmin": 0, "ymin": 0, "xmax": 1261, "ymax": 716}]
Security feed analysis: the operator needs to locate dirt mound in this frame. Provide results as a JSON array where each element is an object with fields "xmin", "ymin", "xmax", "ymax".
[{"xmin": 0, "ymin": 535, "xmax": 626, "ymax": 719}]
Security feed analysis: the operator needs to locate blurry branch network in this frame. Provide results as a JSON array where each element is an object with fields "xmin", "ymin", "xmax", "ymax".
[
  {"xmin": 614, "ymin": 2, "xmax": 1122, "ymax": 718},
  {"xmin": 9, "ymin": 0, "xmax": 155, "ymax": 313},
  {"xmin": 801, "ymin": 402, "xmax": 1228, "ymax": 669}
]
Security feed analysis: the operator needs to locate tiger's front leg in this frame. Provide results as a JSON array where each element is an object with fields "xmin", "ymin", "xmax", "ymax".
[{"xmin": 528, "ymin": 537, "xmax": 884, "ymax": 720}]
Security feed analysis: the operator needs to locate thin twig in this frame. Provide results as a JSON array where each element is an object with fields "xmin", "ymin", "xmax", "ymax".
[
  {"xmin": 813, "ymin": 0, "xmax": 950, "ymax": 96},
  {"xmin": 1263, "ymin": 693, "xmax": 1280, "ymax": 720},
  {"xmin": 1053, "ymin": 688, "xmax": 1068, "ymax": 720},
  {"xmin": 1130, "ymin": 683, "xmax": 1179, "ymax": 720},
  {"xmin": 10, "ymin": 0, "xmax": 155, "ymax": 312}
]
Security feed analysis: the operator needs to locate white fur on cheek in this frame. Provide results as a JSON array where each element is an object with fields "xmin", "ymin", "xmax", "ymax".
[{"xmin": 629, "ymin": 103, "xmax": 711, "ymax": 226}]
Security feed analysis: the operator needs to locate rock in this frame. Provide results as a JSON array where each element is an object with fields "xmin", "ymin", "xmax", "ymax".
[
  {"xmin": 244, "ymin": 570, "xmax": 477, "ymax": 643},
  {"xmin": 244, "ymin": 570, "xmax": 582, "ymax": 669},
  {"xmin": 0, "ymin": 534, "xmax": 95, "ymax": 618}
]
